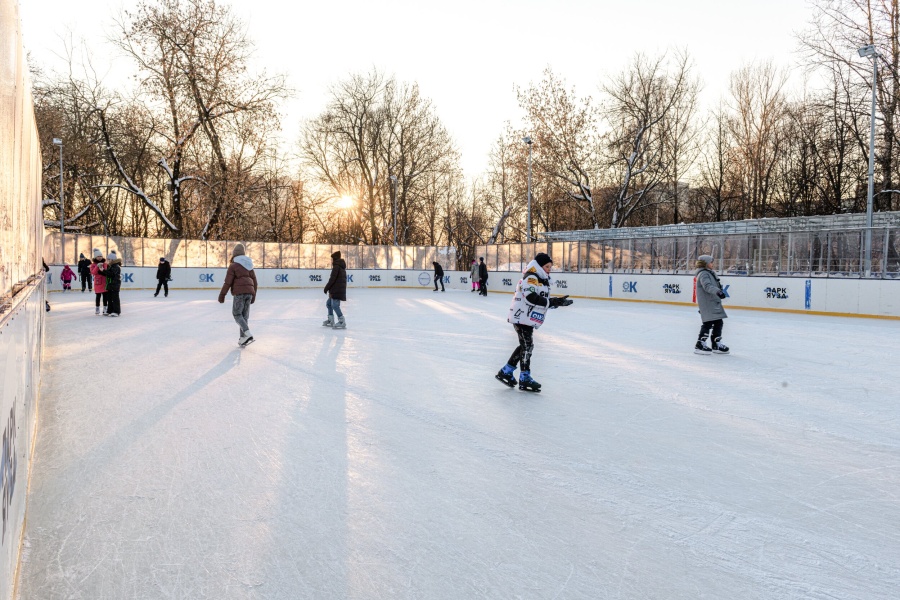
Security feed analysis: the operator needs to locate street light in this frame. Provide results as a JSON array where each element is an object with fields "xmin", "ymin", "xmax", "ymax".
[
  {"xmin": 858, "ymin": 44, "xmax": 878, "ymax": 276},
  {"xmin": 52, "ymin": 138, "xmax": 63, "ymax": 240},
  {"xmin": 389, "ymin": 175, "xmax": 398, "ymax": 246},
  {"xmin": 523, "ymin": 136, "xmax": 533, "ymax": 242}
]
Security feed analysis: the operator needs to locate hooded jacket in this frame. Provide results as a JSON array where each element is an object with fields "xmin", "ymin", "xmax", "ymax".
[
  {"xmin": 469, "ymin": 261, "xmax": 478, "ymax": 280},
  {"xmin": 695, "ymin": 267, "xmax": 728, "ymax": 322},
  {"xmin": 324, "ymin": 256, "xmax": 347, "ymax": 301},
  {"xmin": 507, "ymin": 260, "xmax": 551, "ymax": 329},
  {"xmin": 90, "ymin": 258, "xmax": 108, "ymax": 293},
  {"xmin": 433, "ymin": 262, "xmax": 444, "ymax": 277},
  {"xmin": 60, "ymin": 266, "xmax": 76, "ymax": 282},
  {"xmin": 77, "ymin": 256, "xmax": 91, "ymax": 276},
  {"xmin": 219, "ymin": 255, "xmax": 257, "ymax": 302},
  {"xmin": 156, "ymin": 259, "xmax": 171, "ymax": 281},
  {"xmin": 100, "ymin": 257, "xmax": 123, "ymax": 292}
]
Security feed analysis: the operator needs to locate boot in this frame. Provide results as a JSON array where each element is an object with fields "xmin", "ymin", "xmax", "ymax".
[
  {"xmin": 95, "ymin": 306, "xmax": 100, "ymax": 315},
  {"xmin": 495, "ymin": 365, "xmax": 516, "ymax": 387},
  {"xmin": 333, "ymin": 316, "xmax": 346, "ymax": 329},
  {"xmin": 322, "ymin": 316, "xmax": 334, "ymax": 327},
  {"xmin": 518, "ymin": 371, "xmax": 541, "ymax": 392},
  {"xmin": 712, "ymin": 338, "xmax": 730, "ymax": 355},
  {"xmin": 694, "ymin": 337, "xmax": 712, "ymax": 355}
]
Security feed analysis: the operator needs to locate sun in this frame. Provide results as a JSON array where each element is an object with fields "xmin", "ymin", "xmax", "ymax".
[{"xmin": 336, "ymin": 195, "xmax": 354, "ymax": 209}]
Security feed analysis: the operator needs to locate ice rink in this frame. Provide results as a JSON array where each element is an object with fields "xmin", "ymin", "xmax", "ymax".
[{"xmin": 17, "ymin": 287, "xmax": 900, "ymax": 599}]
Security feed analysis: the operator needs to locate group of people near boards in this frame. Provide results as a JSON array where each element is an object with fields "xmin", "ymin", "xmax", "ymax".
[{"xmin": 57, "ymin": 249, "xmax": 125, "ymax": 316}]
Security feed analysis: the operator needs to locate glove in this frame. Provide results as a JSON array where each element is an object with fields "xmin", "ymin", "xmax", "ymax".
[
  {"xmin": 548, "ymin": 295, "xmax": 573, "ymax": 308},
  {"xmin": 217, "ymin": 298, "xmax": 224, "ymax": 304},
  {"xmin": 323, "ymin": 289, "xmax": 328, "ymax": 294},
  {"xmin": 716, "ymin": 291, "xmax": 727, "ymax": 299}
]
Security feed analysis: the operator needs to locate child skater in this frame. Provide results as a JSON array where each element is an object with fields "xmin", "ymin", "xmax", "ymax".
[
  {"xmin": 59, "ymin": 265, "xmax": 76, "ymax": 291},
  {"xmin": 218, "ymin": 243, "xmax": 258, "ymax": 346},
  {"xmin": 693, "ymin": 254, "xmax": 730, "ymax": 355},
  {"xmin": 495, "ymin": 252, "xmax": 573, "ymax": 392},
  {"xmin": 89, "ymin": 249, "xmax": 108, "ymax": 315}
]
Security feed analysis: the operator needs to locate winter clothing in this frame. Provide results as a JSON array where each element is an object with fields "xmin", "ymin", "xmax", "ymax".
[
  {"xmin": 478, "ymin": 258, "xmax": 488, "ymax": 296},
  {"xmin": 232, "ymin": 243, "xmax": 246, "ymax": 258},
  {"xmin": 697, "ymin": 254, "xmax": 714, "ymax": 266},
  {"xmin": 695, "ymin": 267, "xmax": 728, "ymax": 323},
  {"xmin": 535, "ymin": 253, "xmax": 553, "ymax": 268},
  {"xmin": 326, "ymin": 297, "xmax": 344, "ymax": 319},
  {"xmin": 100, "ymin": 255, "xmax": 123, "ymax": 315},
  {"xmin": 469, "ymin": 260, "xmax": 479, "ymax": 291},
  {"xmin": 433, "ymin": 262, "xmax": 445, "ymax": 291},
  {"xmin": 508, "ymin": 259, "xmax": 552, "ymax": 329},
  {"xmin": 77, "ymin": 255, "xmax": 92, "ymax": 291},
  {"xmin": 60, "ymin": 265, "xmax": 76, "ymax": 290},
  {"xmin": 218, "ymin": 255, "xmax": 258, "ymax": 302},
  {"xmin": 232, "ymin": 294, "xmax": 253, "ymax": 337},
  {"xmin": 155, "ymin": 258, "xmax": 171, "ymax": 297},
  {"xmin": 324, "ymin": 252, "xmax": 347, "ymax": 301},
  {"xmin": 90, "ymin": 258, "xmax": 108, "ymax": 294},
  {"xmin": 92, "ymin": 248, "xmax": 103, "ymax": 259}
]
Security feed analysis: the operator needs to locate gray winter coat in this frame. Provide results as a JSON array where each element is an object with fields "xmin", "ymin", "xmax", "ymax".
[{"xmin": 695, "ymin": 268, "xmax": 728, "ymax": 322}]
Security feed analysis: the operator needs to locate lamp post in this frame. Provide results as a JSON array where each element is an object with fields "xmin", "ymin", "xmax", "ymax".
[
  {"xmin": 523, "ymin": 136, "xmax": 533, "ymax": 242},
  {"xmin": 389, "ymin": 175, "xmax": 398, "ymax": 245},
  {"xmin": 52, "ymin": 138, "xmax": 64, "ymax": 240},
  {"xmin": 858, "ymin": 44, "xmax": 878, "ymax": 276}
]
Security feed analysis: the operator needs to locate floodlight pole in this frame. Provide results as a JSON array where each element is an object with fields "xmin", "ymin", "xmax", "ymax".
[
  {"xmin": 859, "ymin": 45, "xmax": 878, "ymax": 276},
  {"xmin": 523, "ymin": 136, "xmax": 533, "ymax": 242},
  {"xmin": 389, "ymin": 175, "xmax": 398, "ymax": 246},
  {"xmin": 53, "ymin": 138, "xmax": 64, "ymax": 249}
]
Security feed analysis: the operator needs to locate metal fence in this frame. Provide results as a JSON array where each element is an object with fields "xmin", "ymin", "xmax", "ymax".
[
  {"xmin": 477, "ymin": 226, "xmax": 900, "ymax": 278},
  {"xmin": 43, "ymin": 233, "xmax": 458, "ymax": 271}
]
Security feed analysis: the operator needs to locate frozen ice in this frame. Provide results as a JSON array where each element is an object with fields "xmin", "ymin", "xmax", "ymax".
[{"xmin": 17, "ymin": 288, "xmax": 900, "ymax": 598}]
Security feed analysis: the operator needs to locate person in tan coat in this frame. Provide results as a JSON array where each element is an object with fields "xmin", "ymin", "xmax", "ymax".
[{"xmin": 218, "ymin": 243, "xmax": 258, "ymax": 346}]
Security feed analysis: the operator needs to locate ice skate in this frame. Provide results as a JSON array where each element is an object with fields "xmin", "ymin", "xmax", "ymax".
[
  {"xmin": 322, "ymin": 316, "xmax": 334, "ymax": 327},
  {"xmin": 333, "ymin": 316, "xmax": 346, "ymax": 329},
  {"xmin": 239, "ymin": 335, "xmax": 255, "ymax": 347},
  {"xmin": 712, "ymin": 338, "xmax": 730, "ymax": 355},
  {"xmin": 95, "ymin": 307, "xmax": 100, "ymax": 315},
  {"xmin": 495, "ymin": 366, "xmax": 516, "ymax": 387},
  {"xmin": 694, "ymin": 340, "xmax": 712, "ymax": 355},
  {"xmin": 518, "ymin": 372, "xmax": 541, "ymax": 392}
]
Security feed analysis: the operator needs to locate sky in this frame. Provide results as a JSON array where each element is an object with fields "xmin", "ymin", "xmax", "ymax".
[{"xmin": 18, "ymin": 0, "xmax": 816, "ymax": 179}]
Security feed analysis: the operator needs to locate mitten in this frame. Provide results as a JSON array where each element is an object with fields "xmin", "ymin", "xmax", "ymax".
[{"xmin": 716, "ymin": 291, "xmax": 727, "ymax": 299}]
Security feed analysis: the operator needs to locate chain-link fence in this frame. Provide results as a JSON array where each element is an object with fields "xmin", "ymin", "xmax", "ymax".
[
  {"xmin": 43, "ymin": 232, "xmax": 458, "ymax": 271},
  {"xmin": 477, "ymin": 227, "xmax": 900, "ymax": 277}
]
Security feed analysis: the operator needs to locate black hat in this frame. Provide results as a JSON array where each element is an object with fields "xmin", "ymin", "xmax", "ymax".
[
  {"xmin": 479, "ymin": 256, "xmax": 484, "ymax": 261},
  {"xmin": 535, "ymin": 252, "xmax": 552, "ymax": 267},
  {"xmin": 331, "ymin": 251, "xmax": 341, "ymax": 259}
]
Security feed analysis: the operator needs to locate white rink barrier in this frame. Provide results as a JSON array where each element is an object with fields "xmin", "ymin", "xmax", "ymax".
[{"xmin": 47, "ymin": 267, "xmax": 900, "ymax": 318}]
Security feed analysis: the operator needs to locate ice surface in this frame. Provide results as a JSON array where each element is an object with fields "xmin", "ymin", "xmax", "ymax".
[{"xmin": 18, "ymin": 288, "xmax": 900, "ymax": 599}]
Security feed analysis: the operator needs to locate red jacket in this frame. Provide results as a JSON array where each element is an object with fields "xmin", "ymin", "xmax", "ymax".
[
  {"xmin": 60, "ymin": 266, "xmax": 76, "ymax": 282},
  {"xmin": 90, "ymin": 260, "xmax": 108, "ymax": 293}
]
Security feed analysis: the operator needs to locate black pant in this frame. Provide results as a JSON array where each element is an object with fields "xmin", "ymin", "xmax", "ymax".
[
  {"xmin": 81, "ymin": 273, "xmax": 92, "ymax": 291},
  {"xmin": 434, "ymin": 274, "xmax": 444, "ymax": 291},
  {"xmin": 107, "ymin": 290, "xmax": 121, "ymax": 315},
  {"xmin": 507, "ymin": 324, "xmax": 535, "ymax": 373},
  {"xmin": 479, "ymin": 278, "xmax": 488, "ymax": 295},
  {"xmin": 95, "ymin": 292, "xmax": 107, "ymax": 308},
  {"xmin": 698, "ymin": 319, "xmax": 724, "ymax": 342},
  {"xmin": 155, "ymin": 279, "xmax": 169, "ymax": 296}
]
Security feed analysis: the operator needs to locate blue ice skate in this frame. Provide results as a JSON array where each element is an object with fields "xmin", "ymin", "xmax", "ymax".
[
  {"xmin": 495, "ymin": 365, "xmax": 516, "ymax": 387},
  {"xmin": 518, "ymin": 371, "xmax": 541, "ymax": 392}
]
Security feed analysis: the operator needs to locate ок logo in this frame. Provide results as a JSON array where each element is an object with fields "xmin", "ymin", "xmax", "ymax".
[
  {"xmin": 394, "ymin": 275, "xmax": 406, "ymax": 282},
  {"xmin": 122, "ymin": 273, "xmax": 134, "ymax": 283},
  {"xmin": 309, "ymin": 274, "xmax": 322, "ymax": 282},
  {"xmin": 622, "ymin": 281, "xmax": 637, "ymax": 293},
  {"xmin": 369, "ymin": 275, "xmax": 381, "ymax": 282},
  {"xmin": 275, "ymin": 274, "xmax": 289, "ymax": 283},
  {"xmin": 764, "ymin": 286, "xmax": 788, "ymax": 299},
  {"xmin": 442, "ymin": 275, "xmax": 450, "ymax": 283},
  {"xmin": 417, "ymin": 272, "xmax": 431, "ymax": 286},
  {"xmin": 663, "ymin": 283, "xmax": 681, "ymax": 294},
  {"xmin": 502, "ymin": 278, "xmax": 513, "ymax": 286},
  {"xmin": 346, "ymin": 274, "xmax": 354, "ymax": 283},
  {"xmin": 199, "ymin": 274, "xmax": 215, "ymax": 283},
  {"xmin": 556, "ymin": 280, "xmax": 568, "ymax": 289}
]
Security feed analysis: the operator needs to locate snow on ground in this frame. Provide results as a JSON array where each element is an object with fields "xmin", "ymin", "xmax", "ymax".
[{"xmin": 18, "ymin": 287, "xmax": 900, "ymax": 599}]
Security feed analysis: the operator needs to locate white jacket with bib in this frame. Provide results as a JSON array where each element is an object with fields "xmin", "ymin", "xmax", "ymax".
[{"xmin": 507, "ymin": 260, "xmax": 551, "ymax": 329}]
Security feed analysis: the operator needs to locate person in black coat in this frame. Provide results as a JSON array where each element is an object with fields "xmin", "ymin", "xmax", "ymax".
[
  {"xmin": 155, "ymin": 257, "xmax": 171, "ymax": 297},
  {"xmin": 478, "ymin": 257, "xmax": 488, "ymax": 296},
  {"xmin": 77, "ymin": 253, "xmax": 93, "ymax": 292},
  {"xmin": 99, "ymin": 251, "xmax": 123, "ymax": 316},
  {"xmin": 433, "ymin": 261, "xmax": 445, "ymax": 292},
  {"xmin": 323, "ymin": 251, "xmax": 347, "ymax": 329}
]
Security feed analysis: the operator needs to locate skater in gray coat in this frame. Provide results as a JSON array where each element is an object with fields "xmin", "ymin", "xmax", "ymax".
[{"xmin": 694, "ymin": 254, "xmax": 730, "ymax": 355}]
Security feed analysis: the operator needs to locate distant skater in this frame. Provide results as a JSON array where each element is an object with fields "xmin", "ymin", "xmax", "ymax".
[
  {"xmin": 77, "ymin": 253, "xmax": 92, "ymax": 292},
  {"xmin": 323, "ymin": 251, "xmax": 347, "ymax": 329},
  {"xmin": 495, "ymin": 253, "xmax": 572, "ymax": 392},
  {"xmin": 433, "ymin": 261, "xmax": 445, "ymax": 292},
  {"xmin": 693, "ymin": 254, "xmax": 730, "ymax": 355},
  {"xmin": 99, "ymin": 251, "xmax": 122, "ymax": 317},
  {"xmin": 218, "ymin": 243, "xmax": 257, "ymax": 347},
  {"xmin": 89, "ymin": 249, "xmax": 108, "ymax": 315},
  {"xmin": 478, "ymin": 257, "xmax": 488, "ymax": 296},
  {"xmin": 469, "ymin": 259, "xmax": 479, "ymax": 292},
  {"xmin": 60, "ymin": 265, "xmax": 76, "ymax": 291},
  {"xmin": 155, "ymin": 257, "xmax": 171, "ymax": 297}
]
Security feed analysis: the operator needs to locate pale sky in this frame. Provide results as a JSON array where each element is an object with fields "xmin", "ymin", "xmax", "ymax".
[{"xmin": 19, "ymin": 0, "xmax": 816, "ymax": 179}]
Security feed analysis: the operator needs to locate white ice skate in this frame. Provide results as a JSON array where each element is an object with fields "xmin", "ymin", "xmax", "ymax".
[
  {"xmin": 322, "ymin": 316, "xmax": 334, "ymax": 327},
  {"xmin": 333, "ymin": 317, "xmax": 346, "ymax": 329},
  {"xmin": 239, "ymin": 331, "xmax": 255, "ymax": 347}
]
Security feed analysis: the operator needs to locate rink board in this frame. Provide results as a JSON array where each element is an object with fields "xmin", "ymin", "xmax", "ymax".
[{"xmin": 46, "ymin": 267, "xmax": 900, "ymax": 318}]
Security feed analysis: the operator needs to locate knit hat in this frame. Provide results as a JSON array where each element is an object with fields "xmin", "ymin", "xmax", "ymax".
[
  {"xmin": 479, "ymin": 257, "xmax": 484, "ymax": 261},
  {"xmin": 160, "ymin": 257, "xmax": 166, "ymax": 262},
  {"xmin": 232, "ymin": 243, "xmax": 246, "ymax": 258},
  {"xmin": 107, "ymin": 251, "xmax": 118, "ymax": 262},
  {"xmin": 79, "ymin": 253, "xmax": 85, "ymax": 259},
  {"xmin": 331, "ymin": 251, "xmax": 341, "ymax": 260},
  {"xmin": 697, "ymin": 254, "xmax": 714, "ymax": 264},
  {"xmin": 535, "ymin": 252, "xmax": 552, "ymax": 268},
  {"xmin": 92, "ymin": 248, "xmax": 102, "ymax": 259}
]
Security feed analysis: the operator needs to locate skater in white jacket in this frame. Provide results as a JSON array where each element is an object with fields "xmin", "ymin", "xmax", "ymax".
[{"xmin": 495, "ymin": 253, "xmax": 573, "ymax": 392}]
